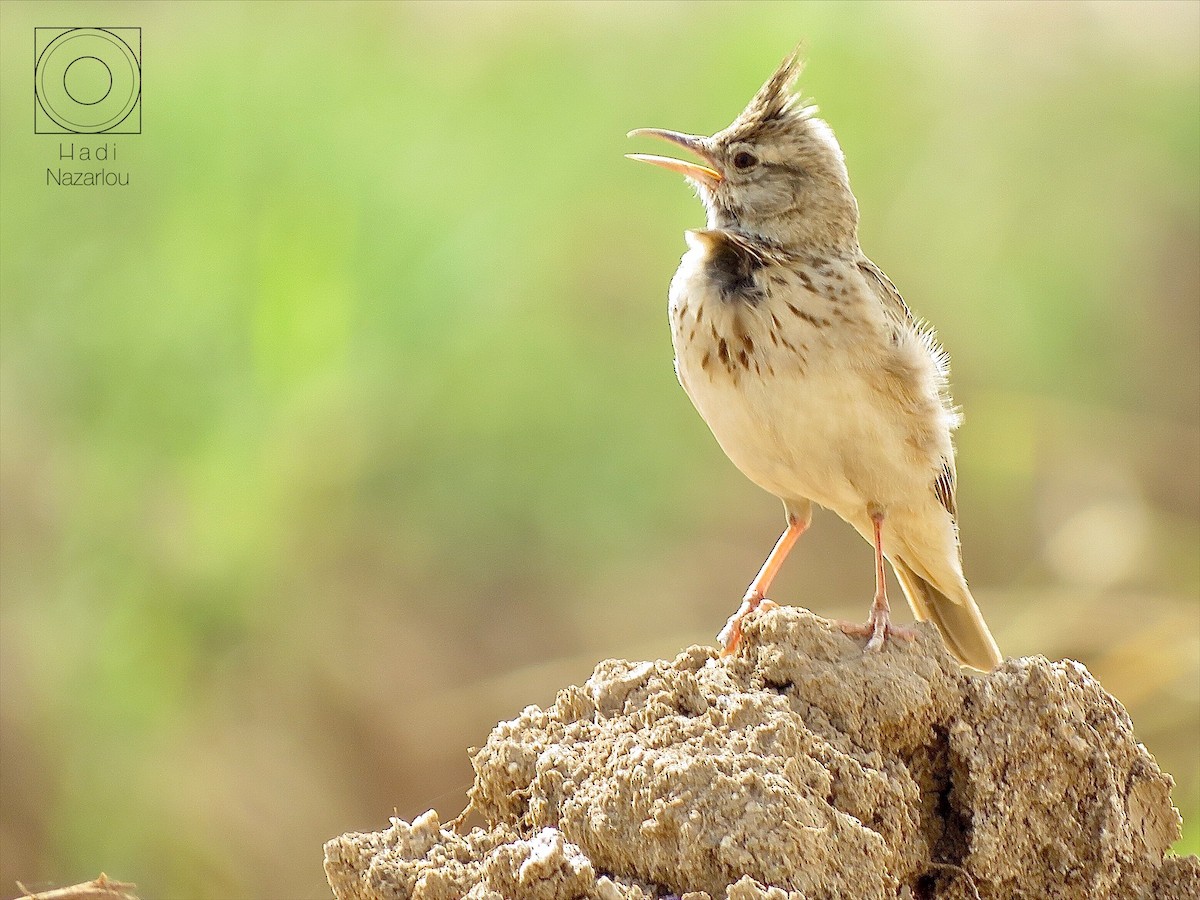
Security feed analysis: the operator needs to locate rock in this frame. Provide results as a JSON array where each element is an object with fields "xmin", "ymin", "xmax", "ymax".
[
  {"xmin": 324, "ymin": 607, "xmax": 1195, "ymax": 899},
  {"xmin": 950, "ymin": 656, "xmax": 1185, "ymax": 899}
]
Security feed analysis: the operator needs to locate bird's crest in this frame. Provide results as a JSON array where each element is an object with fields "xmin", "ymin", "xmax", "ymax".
[{"xmin": 721, "ymin": 48, "xmax": 815, "ymax": 143}]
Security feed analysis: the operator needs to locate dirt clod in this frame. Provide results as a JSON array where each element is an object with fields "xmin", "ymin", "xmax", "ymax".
[{"xmin": 324, "ymin": 607, "xmax": 1194, "ymax": 899}]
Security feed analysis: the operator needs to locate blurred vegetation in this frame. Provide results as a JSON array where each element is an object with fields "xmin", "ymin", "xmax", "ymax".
[{"xmin": 1, "ymin": 2, "xmax": 1197, "ymax": 897}]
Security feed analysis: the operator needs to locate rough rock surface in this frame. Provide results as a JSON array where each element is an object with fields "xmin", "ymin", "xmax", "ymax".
[{"xmin": 324, "ymin": 607, "xmax": 1196, "ymax": 899}]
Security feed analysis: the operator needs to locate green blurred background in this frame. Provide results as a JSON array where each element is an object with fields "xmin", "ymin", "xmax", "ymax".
[{"xmin": 1, "ymin": 1, "xmax": 1196, "ymax": 897}]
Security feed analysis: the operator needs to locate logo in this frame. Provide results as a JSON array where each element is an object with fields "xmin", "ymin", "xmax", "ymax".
[{"xmin": 35, "ymin": 28, "xmax": 141, "ymax": 134}]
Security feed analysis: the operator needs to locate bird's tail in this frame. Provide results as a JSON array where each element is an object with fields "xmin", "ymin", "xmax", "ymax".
[{"xmin": 891, "ymin": 558, "xmax": 1003, "ymax": 672}]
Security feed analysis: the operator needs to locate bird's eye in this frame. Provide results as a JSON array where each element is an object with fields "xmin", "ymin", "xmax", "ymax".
[{"xmin": 732, "ymin": 151, "xmax": 758, "ymax": 170}]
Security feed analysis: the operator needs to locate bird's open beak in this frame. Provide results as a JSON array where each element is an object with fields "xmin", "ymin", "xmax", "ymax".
[{"xmin": 626, "ymin": 128, "xmax": 724, "ymax": 189}]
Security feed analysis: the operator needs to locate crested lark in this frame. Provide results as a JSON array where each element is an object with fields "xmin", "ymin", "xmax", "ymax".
[{"xmin": 628, "ymin": 52, "xmax": 1003, "ymax": 671}]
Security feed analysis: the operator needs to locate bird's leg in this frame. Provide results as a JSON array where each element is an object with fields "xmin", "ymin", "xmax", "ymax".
[
  {"xmin": 719, "ymin": 515, "xmax": 808, "ymax": 655},
  {"xmin": 841, "ymin": 509, "xmax": 917, "ymax": 651}
]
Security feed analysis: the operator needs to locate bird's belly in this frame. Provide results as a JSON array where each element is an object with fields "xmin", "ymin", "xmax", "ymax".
[
  {"xmin": 668, "ymin": 240, "xmax": 949, "ymax": 517},
  {"xmin": 678, "ymin": 357, "xmax": 931, "ymax": 515}
]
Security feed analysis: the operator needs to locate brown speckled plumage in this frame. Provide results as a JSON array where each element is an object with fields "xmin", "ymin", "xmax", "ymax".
[{"xmin": 630, "ymin": 50, "xmax": 1002, "ymax": 671}]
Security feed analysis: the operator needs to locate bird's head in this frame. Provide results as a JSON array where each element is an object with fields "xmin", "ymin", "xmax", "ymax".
[{"xmin": 628, "ymin": 50, "xmax": 859, "ymax": 252}]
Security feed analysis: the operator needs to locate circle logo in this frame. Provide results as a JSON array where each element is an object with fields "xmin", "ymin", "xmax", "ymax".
[{"xmin": 35, "ymin": 29, "xmax": 140, "ymax": 133}]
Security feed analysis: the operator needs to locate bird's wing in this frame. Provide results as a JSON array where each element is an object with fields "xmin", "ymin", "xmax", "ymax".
[
  {"xmin": 858, "ymin": 258, "xmax": 961, "ymax": 523},
  {"xmin": 857, "ymin": 258, "xmax": 915, "ymax": 328},
  {"xmin": 933, "ymin": 458, "xmax": 957, "ymax": 521}
]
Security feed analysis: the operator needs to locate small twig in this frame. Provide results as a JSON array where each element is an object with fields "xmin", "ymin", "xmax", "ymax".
[
  {"xmin": 447, "ymin": 798, "xmax": 476, "ymax": 833},
  {"xmin": 14, "ymin": 873, "xmax": 139, "ymax": 900}
]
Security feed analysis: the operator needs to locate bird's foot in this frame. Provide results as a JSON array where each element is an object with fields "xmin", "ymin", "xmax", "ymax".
[
  {"xmin": 718, "ymin": 595, "xmax": 779, "ymax": 656},
  {"xmin": 839, "ymin": 606, "xmax": 917, "ymax": 653}
]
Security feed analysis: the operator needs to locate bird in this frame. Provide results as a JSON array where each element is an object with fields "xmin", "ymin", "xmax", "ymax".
[{"xmin": 627, "ymin": 51, "xmax": 1003, "ymax": 671}]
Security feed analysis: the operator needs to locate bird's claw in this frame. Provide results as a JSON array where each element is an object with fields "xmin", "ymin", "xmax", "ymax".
[
  {"xmin": 839, "ymin": 609, "xmax": 917, "ymax": 653},
  {"xmin": 718, "ymin": 595, "xmax": 780, "ymax": 656}
]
